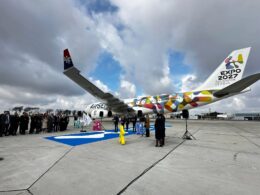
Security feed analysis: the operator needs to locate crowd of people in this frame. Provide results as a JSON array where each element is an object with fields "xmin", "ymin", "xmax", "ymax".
[
  {"xmin": 1, "ymin": 110, "xmax": 166, "ymax": 147},
  {"xmin": 0, "ymin": 111, "xmax": 70, "ymax": 137},
  {"xmin": 113, "ymin": 113, "xmax": 166, "ymax": 147}
]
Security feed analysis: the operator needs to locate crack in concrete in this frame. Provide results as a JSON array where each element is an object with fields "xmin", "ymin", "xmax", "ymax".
[
  {"xmin": 0, "ymin": 189, "xmax": 27, "ymax": 193},
  {"xmin": 117, "ymin": 128, "xmax": 201, "ymax": 195},
  {"xmin": 230, "ymin": 125, "xmax": 260, "ymax": 148},
  {"xmin": 27, "ymin": 147, "xmax": 74, "ymax": 192},
  {"xmin": 27, "ymin": 189, "xmax": 34, "ymax": 195}
]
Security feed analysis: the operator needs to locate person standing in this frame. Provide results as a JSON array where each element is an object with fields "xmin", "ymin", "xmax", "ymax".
[
  {"xmin": 9, "ymin": 112, "xmax": 19, "ymax": 135},
  {"xmin": 24, "ymin": 112, "xmax": 29, "ymax": 134},
  {"xmin": 145, "ymin": 114, "xmax": 150, "ymax": 137},
  {"xmin": 113, "ymin": 115, "xmax": 119, "ymax": 132},
  {"xmin": 35, "ymin": 114, "xmax": 42, "ymax": 134},
  {"xmin": 0, "ymin": 113, "xmax": 4, "ymax": 137},
  {"xmin": 74, "ymin": 114, "xmax": 78, "ymax": 127},
  {"xmin": 120, "ymin": 115, "xmax": 125, "ymax": 128},
  {"xmin": 42, "ymin": 113, "xmax": 48, "ymax": 133},
  {"xmin": 65, "ymin": 115, "xmax": 69, "ymax": 130},
  {"xmin": 29, "ymin": 114, "xmax": 36, "ymax": 134},
  {"xmin": 154, "ymin": 113, "xmax": 165, "ymax": 147},
  {"xmin": 125, "ymin": 116, "xmax": 129, "ymax": 132},
  {"xmin": 136, "ymin": 117, "xmax": 144, "ymax": 135},
  {"xmin": 4, "ymin": 112, "xmax": 10, "ymax": 136},
  {"xmin": 53, "ymin": 114, "xmax": 59, "ymax": 132},
  {"xmin": 161, "ymin": 114, "xmax": 166, "ymax": 146},
  {"xmin": 132, "ymin": 115, "xmax": 137, "ymax": 132},
  {"xmin": 60, "ymin": 115, "xmax": 66, "ymax": 131},
  {"xmin": 47, "ymin": 114, "xmax": 54, "ymax": 132},
  {"xmin": 12, "ymin": 112, "xmax": 20, "ymax": 135},
  {"xmin": 20, "ymin": 112, "xmax": 29, "ymax": 134}
]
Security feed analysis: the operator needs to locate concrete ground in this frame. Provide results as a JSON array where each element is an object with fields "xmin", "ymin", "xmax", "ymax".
[{"xmin": 0, "ymin": 119, "xmax": 260, "ymax": 195}]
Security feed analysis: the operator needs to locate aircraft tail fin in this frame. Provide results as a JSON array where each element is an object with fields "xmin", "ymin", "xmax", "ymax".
[
  {"xmin": 195, "ymin": 47, "xmax": 251, "ymax": 91},
  {"xmin": 64, "ymin": 49, "xmax": 74, "ymax": 70}
]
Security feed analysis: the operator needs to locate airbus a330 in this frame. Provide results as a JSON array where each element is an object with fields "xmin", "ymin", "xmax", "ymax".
[{"xmin": 63, "ymin": 48, "xmax": 260, "ymax": 118}]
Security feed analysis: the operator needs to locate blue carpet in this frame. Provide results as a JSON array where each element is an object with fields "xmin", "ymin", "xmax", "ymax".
[{"xmin": 45, "ymin": 124, "xmax": 171, "ymax": 146}]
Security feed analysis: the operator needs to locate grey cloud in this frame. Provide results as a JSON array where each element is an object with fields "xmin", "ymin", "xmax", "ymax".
[
  {"xmin": 0, "ymin": 0, "xmax": 104, "ymax": 109},
  {"xmin": 0, "ymin": 1, "xmax": 100, "ymax": 71},
  {"xmin": 109, "ymin": 0, "xmax": 260, "ymax": 85},
  {"xmin": 0, "ymin": 86, "xmax": 55, "ymax": 108},
  {"xmin": 91, "ymin": 0, "xmax": 260, "ymax": 112},
  {"xmin": 0, "ymin": 47, "xmax": 85, "ymax": 95},
  {"xmin": 1, "ymin": 0, "xmax": 260, "ymax": 112},
  {"xmin": 166, "ymin": 0, "xmax": 260, "ymax": 78}
]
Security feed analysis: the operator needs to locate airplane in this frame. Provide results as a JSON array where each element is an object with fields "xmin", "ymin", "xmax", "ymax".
[{"xmin": 63, "ymin": 47, "xmax": 260, "ymax": 119}]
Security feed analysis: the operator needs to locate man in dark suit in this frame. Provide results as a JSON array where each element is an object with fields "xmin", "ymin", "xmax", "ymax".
[
  {"xmin": 20, "ymin": 112, "xmax": 29, "ymax": 135},
  {"xmin": 4, "ymin": 112, "xmax": 10, "ymax": 136},
  {"xmin": 113, "ymin": 115, "xmax": 119, "ymax": 132},
  {"xmin": 154, "ymin": 113, "xmax": 166, "ymax": 147},
  {"xmin": 132, "ymin": 115, "xmax": 137, "ymax": 132},
  {"xmin": 12, "ymin": 112, "xmax": 20, "ymax": 135},
  {"xmin": 0, "ymin": 113, "xmax": 5, "ymax": 137}
]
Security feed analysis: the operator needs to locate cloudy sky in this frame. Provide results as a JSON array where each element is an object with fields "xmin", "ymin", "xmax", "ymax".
[{"xmin": 0, "ymin": 0, "xmax": 260, "ymax": 114}]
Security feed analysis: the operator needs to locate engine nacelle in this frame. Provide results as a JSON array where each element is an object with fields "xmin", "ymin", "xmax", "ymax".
[{"xmin": 90, "ymin": 109, "xmax": 113, "ymax": 118}]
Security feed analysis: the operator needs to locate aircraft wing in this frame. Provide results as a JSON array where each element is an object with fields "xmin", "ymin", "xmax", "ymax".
[
  {"xmin": 63, "ymin": 49, "xmax": 133, "ymax": 113},
  {"xmin": 214, "ymin": 73, "xmax": 260, "ymax": 98}
]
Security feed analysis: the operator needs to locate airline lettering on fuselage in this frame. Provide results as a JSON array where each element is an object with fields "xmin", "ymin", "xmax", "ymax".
[{"xmin": 90, "ymin": 103, "xmax": 107, "ymax": 109}]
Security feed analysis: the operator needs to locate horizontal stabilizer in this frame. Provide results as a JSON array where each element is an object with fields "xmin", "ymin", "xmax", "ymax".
[{"xmin": 214, "ymin": 73, "xmax": 260, "ymax": 98}]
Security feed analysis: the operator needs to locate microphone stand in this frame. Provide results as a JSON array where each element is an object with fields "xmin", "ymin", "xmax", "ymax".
[{"xmin": 182, "ymin": 118, "xmax": 196, "ymax": 140}]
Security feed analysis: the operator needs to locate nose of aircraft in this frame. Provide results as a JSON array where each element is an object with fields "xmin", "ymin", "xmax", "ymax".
[{"xmin": 85, "ymin": 105, "xmax": 91, "ymax": 114}]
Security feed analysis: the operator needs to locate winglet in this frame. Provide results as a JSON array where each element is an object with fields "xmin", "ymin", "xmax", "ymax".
[{"xmin": 64, "ymin": 49, "xmax": 74, "ymax": 70}]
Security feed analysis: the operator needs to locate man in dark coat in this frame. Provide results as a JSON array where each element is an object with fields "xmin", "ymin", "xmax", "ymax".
[
  {"xmin": 154, "ymin": 113, "xmax": 166, "ymax": 147},
  {"xmin": 12, "ymin": 112, "xmax": 20, "ymax": 135},
  {"xmin": 74, "ymin": 114, "xmax": 78, "ymax": 127},
  {"xmin": 145, "ymin": 114, "xmax": 150, "ymax": 137},
  {"xmin": 29, "ymin": 114, "xmax": 36, "ymax": 134},
  {"xmin": 132, "ymin": 115, "xmax": 137, "ymax": 132},
  {"xmin": 0, "ymin": 113, "xmax": 5, "ymax": 137},
  {"xmin": 59, "ymin": 115, "xmax": 66, "ymax": 131},
  {"xmin": 35, "ymin": 114, "xmax": 43, "ymax": 134},
  {"xmin": 4, "ymin": 112, "xmax": 10, "ymax": 136},
  {"xmin": 20, "ymin": 112, "xmax": 29, "ymax": 135},
  {"xmin": 9, "ymin": 112, "xmax": 19, "ymax": 135},
  {"xmin": 113, "ymin": 115, "xmax": 119, "ymax": 132},
  {"xmin": 125, "ymin": 116, "xmax": 129, "ymax": 132},
  {"xmin": 24, "ymin": 113, "xmax": 29, "ymax": 133},
  {"xmin": 47, "ymin": 114, "xmax": 53, "ymax": 132},
  {"xmin": 53, "ymin": 115, "xmax": 57, "ymax": 132},
  {"xmin": 65, "ymin": 115, "xmax": 69, "ymax": 130},
  {"xmin": 161, "ymin": 114, "xmax": 166, "ymax": 145}
]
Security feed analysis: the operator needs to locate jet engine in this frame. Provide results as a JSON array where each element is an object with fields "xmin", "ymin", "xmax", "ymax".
[{"xmin": 90, "ymin": 109, "xmax": 113, "ymax": 118}]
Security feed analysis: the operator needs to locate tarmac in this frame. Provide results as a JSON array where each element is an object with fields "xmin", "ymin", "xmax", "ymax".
[{"xmin": 0, "ymin": 119, "xmax": 260, "ymax": 195}]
